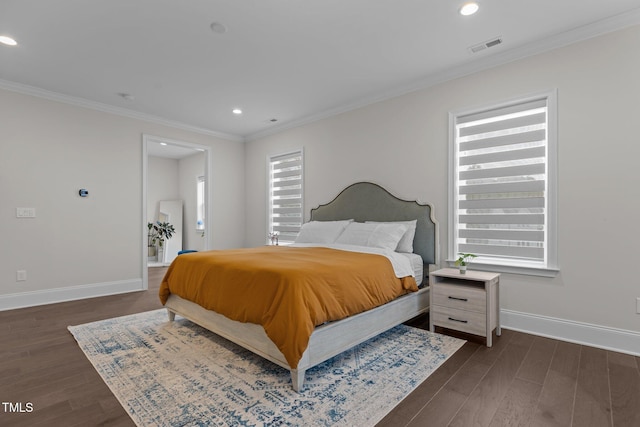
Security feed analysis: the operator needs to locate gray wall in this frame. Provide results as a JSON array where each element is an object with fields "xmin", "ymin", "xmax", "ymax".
[
  {"xmin": 1, "ymin": 22, "xmax": 637, "ymax": 354},
  {"xmin": 178, "ymin": 152, "xmax": 207, "ymax": 252},
  {"xmin": 148, "ymin": 152, "xmax": 207, "ymax": 251},
  {"xmin": 147, "ymin": 156, "xmax": 180, "ymax": 225},
  {"xmin": 0, "ymin": 89, "xmax": 244, "ymax": 309},
  {"xmin": 245, "ymin": 25, "xmax": 640, "ymax": 352}
]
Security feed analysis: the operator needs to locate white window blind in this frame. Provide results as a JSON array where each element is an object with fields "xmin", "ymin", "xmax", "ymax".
[
  {"xmin": 450, "ymin": 92, "xmax": 557, "ymax": 275},
  {"xmin": 268, "ymin": 150, "xmax": 303, "ymax": 244}
]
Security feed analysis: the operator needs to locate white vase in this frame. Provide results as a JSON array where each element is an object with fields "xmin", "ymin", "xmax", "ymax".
[{"xmin": 459, "ymin": 265, "xmax": 467, "ymax": 274}]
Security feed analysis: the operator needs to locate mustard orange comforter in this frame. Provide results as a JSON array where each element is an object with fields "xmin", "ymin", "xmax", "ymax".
[{"xmin": 159, "ymin": 246, "xmax": 418, "ymax": 369}]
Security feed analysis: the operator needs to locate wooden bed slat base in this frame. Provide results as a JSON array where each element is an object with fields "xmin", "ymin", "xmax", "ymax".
[{"xmin": 165, "ymin": 286, "xmax": 430, "ymax": 392}]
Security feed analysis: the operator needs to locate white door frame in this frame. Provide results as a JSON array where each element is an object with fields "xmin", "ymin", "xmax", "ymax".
[{"xmin": 141, "ymin": 134, "xmax": 213, "ymax": 289}]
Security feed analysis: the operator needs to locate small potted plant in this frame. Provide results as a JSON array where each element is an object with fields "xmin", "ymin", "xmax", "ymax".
[
  {"xmin": 454, "ymin": 252, "xmax": 477, "ymax": 274},
  {"xmin": 268, "ymin": 231, "xmax": 279, "ymax": 245},
  {"xmin": 148, "ymin": 221, "xmax": 175, "ymax": 260}
]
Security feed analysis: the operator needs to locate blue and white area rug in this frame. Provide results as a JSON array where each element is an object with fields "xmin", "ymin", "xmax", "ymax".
[{"xmin": 68, "ymin": 309, "xmax": 465, "ymax": 426}]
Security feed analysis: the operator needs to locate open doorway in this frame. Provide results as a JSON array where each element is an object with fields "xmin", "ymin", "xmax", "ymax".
[{"xmin": 142, "ymin": 134, "xmax": 213, "ymax": 289}]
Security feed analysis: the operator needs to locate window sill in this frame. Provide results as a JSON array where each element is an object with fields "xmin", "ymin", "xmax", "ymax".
[{"xmin": 445, "ymin": 260, "xmax": 559, "ymax": 277}]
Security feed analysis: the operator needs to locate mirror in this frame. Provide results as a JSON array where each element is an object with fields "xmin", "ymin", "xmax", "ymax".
[{"xmin": 158, "ymin": 200, "xmax": 183, "ymax": 264}]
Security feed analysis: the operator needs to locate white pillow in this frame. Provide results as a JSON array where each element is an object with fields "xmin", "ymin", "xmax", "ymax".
[
  {"xmin": 367, "ymin": 223, "xmax": 409, "ymax": 250},
  {"xmin": 336, "ymin": 222, "xmax": 408, "ymax": 251},
  {"xmin": 335, "ymin": 222, "xmax": 377, "ymax": 247},
  {"xmin": 366, "ymin": 220, "xmax": 417, "ymax": 253},
  {"xmin": 294, "ymin": 220, "xmax": 353, "ymax": 244}
]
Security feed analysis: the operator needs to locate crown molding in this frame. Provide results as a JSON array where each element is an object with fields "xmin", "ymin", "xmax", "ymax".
[
  {"xmin": 245, "ymin": 7, "xmax": 640, "ymax": 142},
  {"xmin": 2, "ymin": 6, "xmax": 638, "ymax": 144},
  {"xmin": 0, "ymin": 79, "xmax": 245, "ymax": 143}
]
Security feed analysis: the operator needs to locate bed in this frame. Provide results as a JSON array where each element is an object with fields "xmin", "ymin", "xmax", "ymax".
[{"xmin": 160, "ymin": 182, "xmax": 439, "ymax": 391}]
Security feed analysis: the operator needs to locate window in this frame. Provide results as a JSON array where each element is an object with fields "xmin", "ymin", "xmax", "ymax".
[
  {"xmin": 268, "ymin": 149, "xmax": 304, "ymax": 245},
  {"xmin": 449, "ymin": 91, "xmax": 558, "ymax": 276},
  {"xmin": 196, "ymin": 175, "xmax": 205, "ymax": 232}
]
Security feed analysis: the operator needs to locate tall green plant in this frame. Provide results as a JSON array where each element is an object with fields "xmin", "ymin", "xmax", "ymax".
[{"xmin": 147, "ymin": 221, "xmax": 175, "ymax": 248}]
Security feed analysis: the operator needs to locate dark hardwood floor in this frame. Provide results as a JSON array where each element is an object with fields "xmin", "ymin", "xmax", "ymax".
[{"xmin": 1, "ymin": 267, "xmax": 638, "ymax": 426}]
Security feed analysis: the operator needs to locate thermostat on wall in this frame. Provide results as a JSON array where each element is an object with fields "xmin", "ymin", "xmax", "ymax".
[{"xmin": 79, "ymin": 189, "xmax": 89, "ymax": 197}]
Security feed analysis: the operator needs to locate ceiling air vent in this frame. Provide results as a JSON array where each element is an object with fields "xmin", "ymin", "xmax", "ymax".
[{"xmin": 468, "ymin": 36, "xmax": 503, "ymax": 54}]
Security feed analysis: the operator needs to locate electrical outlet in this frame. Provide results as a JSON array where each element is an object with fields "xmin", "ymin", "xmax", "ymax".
[{"xmin": 16, "ymin": 270, "xmax": 27, "ymax": 282}]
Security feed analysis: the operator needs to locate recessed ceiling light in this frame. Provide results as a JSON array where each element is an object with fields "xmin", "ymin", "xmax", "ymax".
[
  {"xmin": 232, "ymin": 108, "xmax": 242, "ymax": 115},
  {"xmin": 460, "ymin": 2, "xmax": 479, "ymax": 16},
  {"xmin": 0, "ymin": 36, "xmax": 17, "ymax": 46},
  {"xmin": 160, "ymin": 142, "xmax": 168, "ymax": 146}
]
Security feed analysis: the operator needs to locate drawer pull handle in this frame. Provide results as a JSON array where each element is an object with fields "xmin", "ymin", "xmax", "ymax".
[
  {"xmin": 448, "ymin": 296, "xmax": 468, "ymax": 302},
  {"xmin": 448, "ymin": 317, "xmax": 468, "ymax": 324}
]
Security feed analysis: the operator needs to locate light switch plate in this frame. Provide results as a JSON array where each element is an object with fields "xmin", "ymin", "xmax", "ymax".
[{"xmin": 16, "ymin": 207, "xmax": 36, "ymax": 218}]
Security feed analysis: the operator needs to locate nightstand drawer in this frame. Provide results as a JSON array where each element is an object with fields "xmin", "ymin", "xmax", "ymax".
[
  {"xmin": 430, "ymin": 268, "xmax": 501, "ymax": 347},
  {"xmin": 431, "ymin": 306, "xmax": 486, "ymax": 336},
  {"xmin": 432, "ymin": 282, "xmax": 486, "ymax": 313}
]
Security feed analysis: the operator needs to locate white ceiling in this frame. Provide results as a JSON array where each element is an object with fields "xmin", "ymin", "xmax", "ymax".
[{"xmin": 1, "ymin": 1, "xmax": 639, "ymax": 142}]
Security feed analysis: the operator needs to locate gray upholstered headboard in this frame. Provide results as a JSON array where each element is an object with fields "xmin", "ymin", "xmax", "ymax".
[{"xmin": 309, "ymin": 182, "xmax": 439, "ymax": 266}]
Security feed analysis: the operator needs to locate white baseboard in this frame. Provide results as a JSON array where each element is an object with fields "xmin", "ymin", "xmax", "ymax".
[
  {"xmin": 2, "ymin": 287, "xmax": 637, "ymax": 356},
  {"xmin": 0, "ymin": 278, "xmax": 145, "ymax": 311},
  {"xmin": 501, "ymin": 309, "xmax": 640, "ymax": 357}
]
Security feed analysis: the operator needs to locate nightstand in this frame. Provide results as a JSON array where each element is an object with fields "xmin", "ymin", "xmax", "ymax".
[{"xmin": 429, "ymin": 268, "xmax": 500, "ymax": 347}]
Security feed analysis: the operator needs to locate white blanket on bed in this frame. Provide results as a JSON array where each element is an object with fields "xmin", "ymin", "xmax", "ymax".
[{"xmin": 290, "ymin": 243, "xmax": 416, "ymax": 279}]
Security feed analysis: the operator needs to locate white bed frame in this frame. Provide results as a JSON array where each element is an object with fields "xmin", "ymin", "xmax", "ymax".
[{"xmin": 165, "ymin": 182, "xmax": 439, "ymax": 392}]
